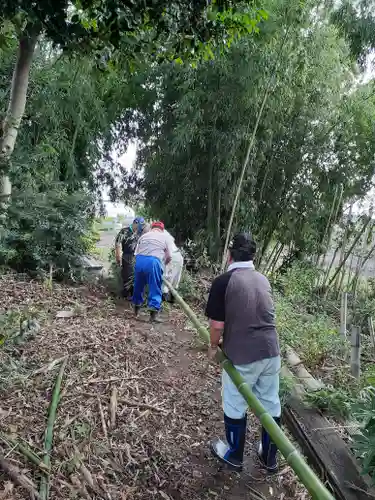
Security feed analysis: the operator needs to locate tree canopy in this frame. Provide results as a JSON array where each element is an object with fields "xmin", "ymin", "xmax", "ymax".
[
  {"xmin": 127, "ymin": 0, "xmax": 375, "ymax": 262},
  {"xmin": 0, "ymin": 0, "xmax": 374, "ymax": 275}
]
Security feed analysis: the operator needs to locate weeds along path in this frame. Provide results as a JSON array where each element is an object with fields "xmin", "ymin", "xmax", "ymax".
[{"xmin": 0, "ymin": 276, "xmax": 305, "ymax": 499}]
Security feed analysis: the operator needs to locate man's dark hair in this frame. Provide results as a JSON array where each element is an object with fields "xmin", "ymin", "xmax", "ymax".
[{"xmin": 229, "ymin": 232, "xmax": 256, "ymax": 262}]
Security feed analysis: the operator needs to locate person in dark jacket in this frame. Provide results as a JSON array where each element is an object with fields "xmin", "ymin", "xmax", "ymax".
[
  {"xmin": 205, "ymin": 232, "xmax": 281, "ymax": 472},
  {"xmin": 115, "ymin": 217, "xmax": 149, "ymax": 299}
]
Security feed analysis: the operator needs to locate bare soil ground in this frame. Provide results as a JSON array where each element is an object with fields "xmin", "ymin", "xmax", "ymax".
[{"xmin": 0, "ymin": 274, "xmax": 307, "ymax": 500}]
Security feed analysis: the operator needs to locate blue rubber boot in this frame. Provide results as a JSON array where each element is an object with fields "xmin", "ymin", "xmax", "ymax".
[
  {"xmin": 257, "ymin": 416, "xmax": 281, "ymax": 473},
  {"xmin": 210, "ymin": 414, "xmax": 247, "ymax": 471}
]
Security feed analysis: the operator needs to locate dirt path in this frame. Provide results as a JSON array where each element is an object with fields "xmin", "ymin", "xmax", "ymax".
[{"xmin": 0, "ymin": 275, "xmax": 304, "ymax": 500}]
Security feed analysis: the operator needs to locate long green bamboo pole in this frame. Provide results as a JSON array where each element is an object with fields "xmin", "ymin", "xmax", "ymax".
[{"xmin": 163, "ymin": 278, "xmax": 334, "ymax": 500}]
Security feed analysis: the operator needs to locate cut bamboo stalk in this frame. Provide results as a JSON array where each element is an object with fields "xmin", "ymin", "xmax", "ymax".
[
  {"xmin": 110, "ymin": 387, "xmax": 118, "ymax": 429},
  {"xmin": 97, "ymin": 396, "xmax": 108, "ymax": 441},
  {"xmin": 350, "ymin": 326, "xmax": 361, "ymax": 379},
  {"xmin": 163, "ymin": 278, "xmax": 334, "ymax": 500},
  {"xmin": 40, "ymin": 358, "xmax": 68, "ymax": 500},
  {"xmin": 340, "ymin": 292, "xmax": 348, "ymax": 338},
  {"xmin": 345, "ymin": 251, "xmax": 355, "ymax": 291}
]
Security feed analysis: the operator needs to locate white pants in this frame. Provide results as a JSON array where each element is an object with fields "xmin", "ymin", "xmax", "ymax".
[
  {"xmin": 222, "ymin": 355, "xmax": 281, "ymax": 419},
  {"xmin": 162, "ymin": 251, "xmax": 184, "ymax": 293}
]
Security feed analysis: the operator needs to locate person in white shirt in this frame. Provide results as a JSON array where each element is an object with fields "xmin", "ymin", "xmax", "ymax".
[
  {"xmin": 162, "ymin": 229, "xmax": 184, "ymax": 303},
  {"xmin": 133, "ymin": 221, "xmax": 172, "ymax": 322}
]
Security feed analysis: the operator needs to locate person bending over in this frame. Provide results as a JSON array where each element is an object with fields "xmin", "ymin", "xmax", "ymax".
[{"xmin": 133, "ymin": 221, "xmax": 172, "ymax": 322}]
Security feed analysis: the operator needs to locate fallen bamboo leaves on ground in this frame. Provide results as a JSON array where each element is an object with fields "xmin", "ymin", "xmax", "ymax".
[
  {"xmin": 0, "ymin": 275, "xmax": 303, "ymax": 500},
  {"xmin": 0, "ymin": 433, "xmax": 49, "ymax": 474},
  {"xmin": 0, "ymin": 454, "xmax": 42, "ymax": 499}
]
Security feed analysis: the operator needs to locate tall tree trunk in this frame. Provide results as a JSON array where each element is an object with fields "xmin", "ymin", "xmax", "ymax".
[
  {"xmin": 206, "ymin": 149, "xmax": 217, "ymax": 257},
  {"xmin": 0, "ymin": 25, "xmax": 40, "ymax": 207},
  {"xmin": 351, "ymin": 223, "xmax": 373, "ymax": 297},
  {"xmin": 206, "ymin": 149, "xmax": 213, "ymax": 230},
  {"xmin": 215, "ymin": 187, "xmax": 221, "ymax": 260},
  {"xmin": 321, "ymin": 242, "xmax": 341, "ymax": 288},
  {"xmin": 264, "ymin": 241, "xmax": 279, "ymax": 274},
  {"xmin": 316, "ymin": 185, "xmax": 340, "ymax": 268},
  {"xmin": 328, "ymin": 216, "xmax": 372, "ymax": 289},
  {"xmin": 318, "ymin": 185, "xmax": 343, "ymax": 270},
  {"xmin": 334, "ymin": 204, "xmax": 353, "ymax": 290}
]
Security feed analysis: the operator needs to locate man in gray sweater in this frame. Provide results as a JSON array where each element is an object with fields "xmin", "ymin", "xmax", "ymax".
[{"xmin": 205, "ymin": 232, "xmax": 281, "ymax": 472}]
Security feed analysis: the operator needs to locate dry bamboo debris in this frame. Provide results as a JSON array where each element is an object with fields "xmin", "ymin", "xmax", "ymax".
[
  {"xmin": 0, "ymin": 274, "xmax": 302, "ymax": 500},
  {"xmin": 0, "ymin": 454, "xmax": 42, "ymax": 499},
  {"xmin": 0, "ymin": 433, "xmax": 49, "ymax": 473},
  {"xmin": 72, "ymin": 448, "xmax": 108, "ymax": 499},
  {"xmin": 31, "ymin": 356, "xmax": 68, "ymax": 377}
]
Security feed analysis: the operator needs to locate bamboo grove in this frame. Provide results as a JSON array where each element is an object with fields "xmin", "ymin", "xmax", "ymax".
[
  {"xmin": 0, "ymin": 0, "xmax": 374, "ymax": 282},
  {"xmin": 131, "ymin": 0, "xmax": 375, "ymax": 273}
]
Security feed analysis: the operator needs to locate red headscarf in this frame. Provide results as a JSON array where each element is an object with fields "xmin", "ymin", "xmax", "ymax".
[{"xmin": 152, "ymin": 221, "xmax": 165, "ymax": 230}]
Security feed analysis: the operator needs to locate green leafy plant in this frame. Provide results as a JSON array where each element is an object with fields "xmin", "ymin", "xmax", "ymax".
[
  {"xmin": 280, "ymin": 373, "xmax": 295, "ymax": 408},
  {"xmin": 178, "ymin": 269, "xmax": 201, "ymax": 302},
  {"xmin": 304, "ymin": 386, "xmax": 355, "ymax": 420},
  {"xmin": 351, "ymin": 388, "xmax": 375, "ymax": 483},
  {"xmin": 0, "ymin": 187, "xmax": 96, "ymax": 279}
]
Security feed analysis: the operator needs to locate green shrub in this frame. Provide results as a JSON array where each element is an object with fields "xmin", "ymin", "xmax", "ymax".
[
  {"xmin": 271, "ymin": 261, "xmax": 321, "ymax": 307},
  {"xmin": 104, "ymin": 248, "xmax": 123, "ymax": 295},
  {"xmin": 351, "ymin": 388, "xmax": 375, "ymax": 484},
  {"xmin": 0, "ymin": 187, "xmax": 97, "ymax": 279},
  {"xmin": 178, "ymin": 269, "xmax": 201, "ymax": 301},
  {"xmin": 304, "ymin": 386, "xmax": 355, "ymax": 420},
  {"xmin": 276, "ymin": 296, "xmax": 342, "ymax": 370}
]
